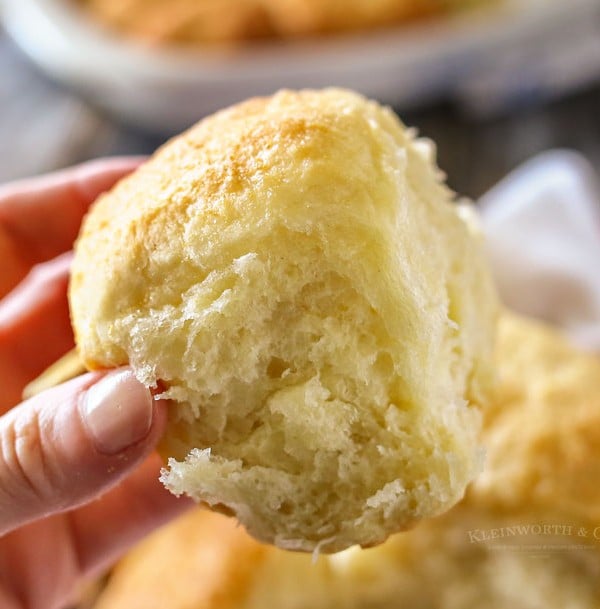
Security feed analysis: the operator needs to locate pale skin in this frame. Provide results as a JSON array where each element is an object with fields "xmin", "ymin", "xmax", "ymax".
[{"xmin": 0, "ymin": 160, "xmax": 190, "ymax": 609}]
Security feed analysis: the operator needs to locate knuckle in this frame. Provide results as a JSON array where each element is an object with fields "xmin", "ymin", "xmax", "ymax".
[{"xmin": 0, "ymin": 408, "xmax": 55, "ymax": 508}]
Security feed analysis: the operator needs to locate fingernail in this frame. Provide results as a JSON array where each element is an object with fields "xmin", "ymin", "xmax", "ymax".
[{"xmin": 80, "ymin": 369, "xmax": 153, "ymax": 455}]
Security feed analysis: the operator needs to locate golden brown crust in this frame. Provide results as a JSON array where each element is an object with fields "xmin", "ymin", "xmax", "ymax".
[
  {"xmin": 71, "ymin": 88, "xmax": 497, "ymax": 552},
  {"xmin": 93, "ymin": 509, "xmax": 267, "ymax": 609},
  {"xmin": 469, "ymin": 312, "xmax": 600, "ymax": 526},
  {"xmin": 76, "ymin": 0, "xmax": 467, "ymax": 45}
]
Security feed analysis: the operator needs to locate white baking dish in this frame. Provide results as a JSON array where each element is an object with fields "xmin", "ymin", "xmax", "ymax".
[{"xmin": 1, "ymin": 0, "xmax": 599, "ymax": 133}]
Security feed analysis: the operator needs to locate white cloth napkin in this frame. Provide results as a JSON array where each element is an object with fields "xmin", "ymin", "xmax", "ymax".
[{"xmin": 478, "ymin": 150, "xmax": 600, "ymax": 352}]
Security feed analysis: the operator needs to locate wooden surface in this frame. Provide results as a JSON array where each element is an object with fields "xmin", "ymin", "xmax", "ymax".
[{"xmin": 1, "ymin": 26, "xmax": 599, "ymax": 199}]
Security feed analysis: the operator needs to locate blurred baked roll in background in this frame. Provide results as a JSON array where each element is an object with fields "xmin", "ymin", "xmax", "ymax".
[
  {"xmin": 70, "ymin": 88, "xmax": 497, "ymax": 552},
  {"xmin": 92, "ymin": 313, "xmax": 600, "ymax": 609},
  {"xmin": 75, "ymin": 0, "xmax": 475, "ymax": 45}
]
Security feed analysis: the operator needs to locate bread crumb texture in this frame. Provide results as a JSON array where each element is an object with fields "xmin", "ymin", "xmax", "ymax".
[
  {"xmin": 70, "ymin": 89, "xmax": 497, "ymax": 551},
  {"xmin": 93, "ymin": 314, "xmax": 600, "ymax": 609}
]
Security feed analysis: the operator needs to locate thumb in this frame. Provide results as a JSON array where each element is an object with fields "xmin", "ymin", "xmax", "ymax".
[{"xmin": 0, "ymin": 368, "xmax": 168, "ymax": 536}]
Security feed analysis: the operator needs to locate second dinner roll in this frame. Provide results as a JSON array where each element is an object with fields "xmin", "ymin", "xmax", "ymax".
[
  {"xmin": 70, "ymin": 89, "xmax": 497, "ymax": 552},
  {"xmin": 78, "ymin": 0, "xmax": 470, "ymax": 45}
]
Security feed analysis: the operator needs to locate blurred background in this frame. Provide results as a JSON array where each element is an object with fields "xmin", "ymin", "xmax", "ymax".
[{"xmin": 0, "ymin": 0, "xmax": 599, "ymax": 199}]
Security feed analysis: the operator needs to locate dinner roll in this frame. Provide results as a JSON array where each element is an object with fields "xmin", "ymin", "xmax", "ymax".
[
  {"xmin": 70, "ymin": 88, "xmax": 497, "ymax": 552},
  {"xmin": 93, "ymin": 313, "xmax": 600, "ymax": 609},
  {"xmin": 471, "ymin": 313, "xmax": 600, "ymax": 524},
  {"xmin": 77, "ymin": 0, "xmax": 469, "ymax": 45},
  {"xmin": 97, "ymin": 508, "xmax": 600, "ymax": 609}
]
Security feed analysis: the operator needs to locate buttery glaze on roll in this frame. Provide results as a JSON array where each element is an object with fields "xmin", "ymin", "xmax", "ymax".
[{"xmin": 70, "ymin": 89, "xmax": 497, "ymax": 552}]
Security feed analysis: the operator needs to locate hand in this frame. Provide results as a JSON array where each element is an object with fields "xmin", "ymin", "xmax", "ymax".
[{"xmin": 0, "ymin": 160, "xmax": 189, "ymax": 609}]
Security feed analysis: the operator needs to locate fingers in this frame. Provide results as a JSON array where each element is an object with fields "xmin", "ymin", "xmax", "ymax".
[
  {"xmin": 0, "ymin": 254, "xmax": 74, "ymax": 413},
  {"xmin": 0, "ymin": 157, "xmax": 143, "ymax": 298},
  {"xmin": 68, "ymin": 453, "xmax": 192, "ymax": 576},
  {"xmin": 0, "ymin": 456, "xmax": 190, "ymax": 609},
  {"xmin": 0, "ymin": 368, "xmax": 167, "ymax": 536}
]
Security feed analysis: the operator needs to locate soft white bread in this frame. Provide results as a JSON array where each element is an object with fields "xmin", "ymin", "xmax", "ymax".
[
  {"xmin": 93, "ymin": 313, "xmax": 600, "ymax": 609},
  {"xmin": 70, "ymin": 88, "xmax": 497, "ymax": 552}
]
